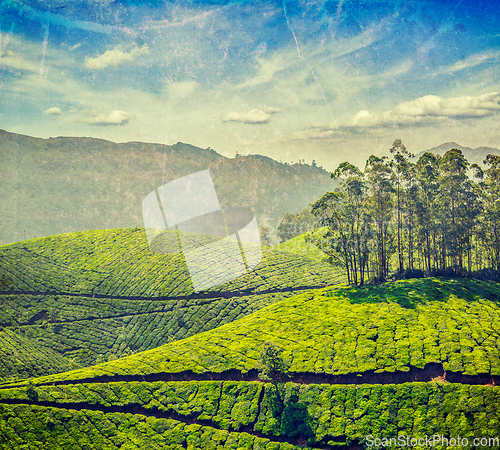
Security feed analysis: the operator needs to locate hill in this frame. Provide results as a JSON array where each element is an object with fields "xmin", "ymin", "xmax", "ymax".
[
  {"xmin": 9, "ymin": 277, "xmax": 499, "ymax": 385},
  {"xmin": 0, "ymin": 129, "xmax": 334, "ymax": 245},
  {"xmin": 274, "ymin": 227, "xmax": 329, "ymax": 260},
  {"xmin": 0, "ymin": 278, "xmax": 499, "ymax": 449},
  {"xmin": 0, "ymin": 228, "xmax": 343, "ymax": 380},
  {"xmin": 414, "ymin": 141, "xmax": 500, "ymax": 165}
]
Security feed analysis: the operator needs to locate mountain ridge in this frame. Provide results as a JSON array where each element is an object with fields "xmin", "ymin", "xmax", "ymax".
[
  {"xmin": 0, "ymin": 129, "xmax": 333, "ymax": 245},
  {"xmin": 414, "ymin": 141, "xmax": 500, "ymax": 165}
]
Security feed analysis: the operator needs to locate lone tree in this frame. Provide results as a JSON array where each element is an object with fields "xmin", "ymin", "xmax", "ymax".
[{"xmin": 258, "ymin": 341, "xmax": 291, "ymax": 400}]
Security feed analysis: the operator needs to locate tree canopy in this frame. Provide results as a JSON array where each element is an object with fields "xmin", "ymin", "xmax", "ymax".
[{"xmin": 308, "ymin": 141, "xmax": 500, "ymax": 285}]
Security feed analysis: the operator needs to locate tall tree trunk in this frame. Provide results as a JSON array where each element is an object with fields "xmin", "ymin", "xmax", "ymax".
[
  {"xmin": 426, "ymin": 228, "xmax": 431, "ymax": 272},
  {"xmin": 397, "ymin": 189, "xmax": 403, "ymax": 272}
]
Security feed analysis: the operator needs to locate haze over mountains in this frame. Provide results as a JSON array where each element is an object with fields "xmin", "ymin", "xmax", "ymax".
[
  {"xmin": 2, "ymin": 129, "xmax": 499, "ymax": 246},
  {"xmin": 415, "ymin": 142, "xmax": 500, "ymax": 165},
  {"xmin": 0, "ymin": 129, "xmax": 333, "ymax": 245}
]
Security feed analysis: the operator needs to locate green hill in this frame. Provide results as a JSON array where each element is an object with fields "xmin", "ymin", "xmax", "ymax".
[
  {"xmin": 274, "ymin": 228, "xmax": 329, "ymax": 260},
  {"xmin": 8, "ymin": 277, "xmax": 499, "ymax": 386},
  {"xmin": 0, "ymin": 228, "xmax": 343, "ymax": 380},
  {"xmin": 1, "ymin": 129, "xmax": 334, "ymax": 245},
  {"xmin": 0, "ymin": 330, "xmax": 79, "ymax": 383},
  {"xmin": 0, "ymin": 278, "xmax": 499, "ymax": 449}
]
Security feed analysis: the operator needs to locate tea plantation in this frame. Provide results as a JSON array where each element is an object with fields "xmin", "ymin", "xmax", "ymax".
[
  {"xmin": 1, "ymin": 230, "xmax": 499, "ymax": 449},
  {"xmin": 5, "ymin": 277, "xmax": 497, "ymax": 387},
  {"xmin": 0, "ymin": 228, "xmax": 343, "ymax": 380},
  {"xmin": 1, "ymin": 277, "xmax": 499, "ymax": 448},
  {"xmin": 0, "ymin": 380, "xmax": 499, "ymax": 448}
]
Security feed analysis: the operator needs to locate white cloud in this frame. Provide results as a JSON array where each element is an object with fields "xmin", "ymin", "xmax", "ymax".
[
  {"xmin": 293, "ymin": 92, "xmax": 500, "ymax": 140},
  {"xmin": 0, "ymin": 49, "xmax": 41, "ymax": 72},
  {"xmin": 238, "ymin": 56, "xmax": 288, "ymax": 88},
  {"xmin": 439, "ymin": 51, "xmax": 500, "ymax": 74},
  {"xmin": 385, "ymin": 92, "xmax": 500, "ymax": 123},
  {"xmin": 84, "ymin": 45, "xmax": 149, "ymax": 70},
  {"xmin": 344, "ymin": 92, "xmax": 500, "ymax": 129},
  {"xmin": 44, "ymin": 107, "xmax": 62, "ymax": 115},
  {"xmin": 221, "ymin": 109, "xmax": 270, "ymax": 124},
  {"xmin": 82, "ymin": 110, "xmax": 134, "ymax": 126},
  {"xmin": 221, "ymin": 106, "xmax": 282, "ymax": 125}
]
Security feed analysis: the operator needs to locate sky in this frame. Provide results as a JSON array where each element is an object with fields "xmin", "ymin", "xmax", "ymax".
[{"xmin": 1, "ymin": 0, "xmax": 500, "ymax": 170}]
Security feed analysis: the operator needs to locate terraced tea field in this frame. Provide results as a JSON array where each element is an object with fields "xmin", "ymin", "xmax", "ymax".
[
  {"xmin": 0, "ymin": 228, "xmax": 344, "ymax": 380},
  {"xmin": 1, "ymin": 380, "xmax": 499, "ymax": 449},
  {"xmin": 1, "ymin": 278, "xmax": 499, "ymax": 449},
  {"xmin": 1, "ymin": 228, "xmax": 499, "ymax": 449}
]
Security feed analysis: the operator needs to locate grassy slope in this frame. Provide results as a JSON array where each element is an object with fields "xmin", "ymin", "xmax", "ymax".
[
  {"xmin": 1, "ymin": 278, "xmax": 500, "ymax": 449},
  {"xmin": 10, "ymin": 277, "xmax": 499, "ymax": 386},
  {"xmin": 1, "ymin": 381, "xmax": 499, "ymax": 448},
  {"xmin": 274, "ymin": 228, "xmax": 329, "ymax": 260},
  {"xmin": 0, "ymin": 403, "xmax": 310, "ymax": 450},
  {"xmin": 0, "ymin": 227, "xmax": 341, "ymax": 297},
  {"xmin": 0, "ymin": 228, "xmax": 343, "ymax": 380},
  {"xmin": 0, "ymin": 330, "xmax": 79, "ymax": 383}
]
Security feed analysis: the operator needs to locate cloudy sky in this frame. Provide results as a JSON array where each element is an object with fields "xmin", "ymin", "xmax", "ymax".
[{"xmin": 1, "ymin": 0, "xmax": 499, "ymax": 170}]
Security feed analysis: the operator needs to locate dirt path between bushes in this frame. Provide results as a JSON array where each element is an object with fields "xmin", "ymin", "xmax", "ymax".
[{"xmin": 1, "ymin": 363, "xmax": 497, "ymax": 390}]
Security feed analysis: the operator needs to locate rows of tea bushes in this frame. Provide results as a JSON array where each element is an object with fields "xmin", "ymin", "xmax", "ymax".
[
  {"xmin": 16, "ymin": 278, "xmax": 499, "ymax": 386},
  {"xmin": 0, "ymin": 228, "xmax": 343, "ymax": 380},
  {"xmin": 0, "ymin": 248, "xmax": 104, "ymax": 295},
  {"xmin": 0, "ymin": 291, "xmax": 299, "ymax": 380},
  {"xmin": 0, "ymin": 381, "xmax": 499, "ymax": 447},
  {"xmin": 0, "ymin": 330, "xmax": 78, "ymax": 383},
  {"xmin": 0, "ymin": 228, "xmax": 343, "ymax": 298},
  {"xmin": 0, "ymin": 294, "xmax": 158, "ymax": 327},
  {"xmin": 0, "ymin": 403, "xmax": 305, "ymax": 450},
  {"xmin": 1, "ymin": 291, "xmax": 291, "ymax": 329}
]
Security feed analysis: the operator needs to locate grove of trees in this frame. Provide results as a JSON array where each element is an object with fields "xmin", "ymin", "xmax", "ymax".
[
  {"xmin": 308, "ymin": 140, "xmax": 500, "ymax": 285},
  {"xmin": 277, "ymin": 204, "xmax": 318, "ymax": 242}
]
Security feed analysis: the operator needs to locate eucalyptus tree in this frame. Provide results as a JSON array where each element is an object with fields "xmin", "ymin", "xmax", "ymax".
[
  {"xmin": 364, "ymin": 155, "xmax": 394, "ymax": 280},
  {"xmin": 481, "ymin": 155, "xmax": 500, "ymax": 271},
  {"xmin": 469, "ymin": 163, "xmax": 485, "ymax": 270},
  {"xmin": 277, "ymin": 212, "xmax": 300, "ymax": 242},
  {"xmin": 311, "ymin": 162, "xmax": 369, "ymax": 285},
  {"xmin": 389, "ymin": 139, "xmax": 414, "ymax": 273},
  {"xmin": 415, "ymin": 153, "xmax": 440, "ymax": 272},
  {"xmin": 277, "ymin": 204, "xmax": 318, "ymax": 243},
  {"xmin": 404, "ymin": 160, "xmax": 419, "ymax": 270},
  {"xmin": 437, "ymin": 149, "xmax": 470, "ymax": 271}
]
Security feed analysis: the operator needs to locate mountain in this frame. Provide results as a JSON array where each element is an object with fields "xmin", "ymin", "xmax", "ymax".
[
  {"xmin": 1, "ymin": 278, "xmax": 499, "ymax": 448},
  {"xmin": 0, "ymin": 129, "xmax": 334, "ymax": 245},
  {"xmin": 414, "ymin": 141, "xmax": 500, "ymax": 165}
]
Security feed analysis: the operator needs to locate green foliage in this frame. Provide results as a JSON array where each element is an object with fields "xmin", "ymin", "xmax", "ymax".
[
  {"xmin": 0, "ymin": 228, "xmax": 341, "ymax": 298},
  {"xmin": 1, "ymin": 276, "xmax": 500, "ymax": 448},
  {"xmin": 1, "ymin": 381, "xmax": 498, "ymax": 447},
  {"xmin": 0, "ymin": 228, "xmax": 342, "ymax": 380},
  {"xmin": 0, "ymin": 329, "xmax": 79, "ymax": 381},
  {"xmin": 304, "ymin": 146, "xmax": 500, "ymax": 285},
  {"xmin": 274, "ymin": 227, "xmax": 330, "ymax": 261},
  {"xmin": 277, "ymin": 204, "xmax": 318, "ymax": 243},
  {"xmin": 25, "ymin": 381, "xmax": 38, "ymax": 402},
  {"xmin": 7, "ymin": 278, "xmax": 498, "ymax": 388},
  {"xmin": 0, "ymin": 403, "xmax": 315, "ymax": 449},
  {"xmin": 258, "ymin": 342, "xmax": 291, "ymax": 384}
]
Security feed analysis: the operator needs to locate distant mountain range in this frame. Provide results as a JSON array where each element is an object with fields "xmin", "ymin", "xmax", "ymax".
[
  {"xmin": 415, "ymin": 142, "xmax": 500, "ymax": 165},
  {"xmin": 0, "ymin": 129, "xmax": 334, "ymax": 245},
  {"xmin": 3, "ymin": 129, "xmax": 499, "ymax": 246}
]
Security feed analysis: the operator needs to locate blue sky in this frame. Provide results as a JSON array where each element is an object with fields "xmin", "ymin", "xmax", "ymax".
[{"xmin": 1, "ymin": 0, "xmax": 499, "ymax": 169}]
